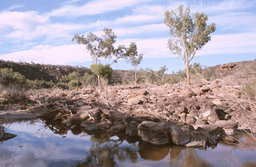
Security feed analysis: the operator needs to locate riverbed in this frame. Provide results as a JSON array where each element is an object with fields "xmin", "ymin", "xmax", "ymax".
[{"xmin": 1, "ymin": 120, "xmax": 256, "ymax": 167}]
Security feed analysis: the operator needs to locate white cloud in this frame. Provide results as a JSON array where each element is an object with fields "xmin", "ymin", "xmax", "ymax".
[
  {"xmin": 0, "ymin": 44, "xmax": 91, "ymax": 65},
  {"xmin": 0, "ymin": 11, "xmax": 48, "ymax": 32},
  {"xmin": 198, "ymin": 32, "xmax": 256, "ymax": 56},
  {"xmin": 0, "ymin": 10, "xmax": 86, "ymax": 41},
  {"xmin": 0, "ymin": 31, "xmax": 256, "ymax": 67},
  {"xmin": 49, "ymin": 0, "xmax": 151, "ymax": 17}
]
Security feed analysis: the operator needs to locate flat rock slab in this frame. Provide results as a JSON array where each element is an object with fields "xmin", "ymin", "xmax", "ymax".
[{"xmin": 0, "ymin": 110, "xmax": 38, "ymax": 120}]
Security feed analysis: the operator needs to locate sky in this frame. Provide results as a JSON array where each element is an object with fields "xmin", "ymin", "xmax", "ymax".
[{"xmin": 0, "ymin": 0, "xmax": 256, "ymax": 73}]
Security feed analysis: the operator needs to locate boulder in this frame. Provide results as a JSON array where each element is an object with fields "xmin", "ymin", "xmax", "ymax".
[
  {"xmin": 138, "ymin": 121, "xmax": 169, "ymax": 145},
  {"xmin": 169, "ymin": 125, "xmax": 191, "ymax": 145}
]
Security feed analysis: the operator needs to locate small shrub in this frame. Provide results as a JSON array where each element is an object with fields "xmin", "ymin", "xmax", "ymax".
[
  {"xmin": 69, "ymin": 80, "xmax": 82, "ymax": 89},
  {"xmin": 242, "ymin": 83, "xmax": 256, "ymax": 99},
  {"xmin": 2, "ymin": 86, "xmax": 29, "ymax": 104},
  {"xmin": 91, "ymin": 63, "xmax": 113, "ymax": 82},
  {"xmin": 27, "ymin": 79, "xmax": 54, "ymax": 89},
  {"xmin": 81, "ymin": 73, "xmax": 96, "ymax": 86},
  {"xmin": 56, "ymin": 82, "xmax": 69, "ymax": 89}
]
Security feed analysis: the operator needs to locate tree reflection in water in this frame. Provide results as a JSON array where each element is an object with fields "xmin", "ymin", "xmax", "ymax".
[{"xmin": 73, "ymin": 135, "xmax": 138, "ymax": 167}]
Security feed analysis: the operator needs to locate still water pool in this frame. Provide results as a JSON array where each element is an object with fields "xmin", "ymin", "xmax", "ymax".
[{"xmin": 1, "ymin": 120, "xmax": 256, "ymax": 167}]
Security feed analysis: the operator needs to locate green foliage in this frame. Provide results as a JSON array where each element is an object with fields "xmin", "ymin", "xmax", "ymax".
[
  {"xmin": 56, "ymin": 82, "xmax": 69, "ymax": 90},
  {"xmin": 164, "ymin": 5, "xmax": 216, "ymax": 84},
  {"xmin": 69, "ymin": 80, "xmax": 82, "ymax": 89},
  {"xmin": 126, "ymin": 43, "xmax": 143, "ymax": 67},
  {"xmin": 91, "ymin": 64, "xmax": 113, "ymax": 80},
  {"xmin": 57, "ymin": 71, "xmax": 96, "ymax": 89},
  {"xmin": 26, "ymin": 79, "xmax": 54, "ymax": 89},
  {"xmin": 241, "ymin": 83, "xmax": 256, "ymax": 99},
  {"xmin": 0, "ymin": 68, "xmax": 26, "ymax": 87},
  {"xmin": 73, "ymin": 28, "xmax": 141, "ymax": 89},
  {"xmin": 81, "ymin": 72, "xmax": 96, "ymax": 86}
]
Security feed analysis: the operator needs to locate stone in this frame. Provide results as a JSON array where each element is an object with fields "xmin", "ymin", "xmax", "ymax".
[
  {"xmin": 79, "ymin": 112, "xmax": 89, "ymax": 120},
  {"xmin": 186, "ymin": 115, "xmax": 196, "ymax": 124},
  {"xmin": 87, "ymin": 108, "xmax": 103, "ymax": 122},
  {"xmin": 81, "ymin": 122, "xmax": 98, "ymax": 133},
  {"xmin": 110, "ymin": 124, "xmax": 126, "ymax": 134},
  {"xmin": 169, "ymin": 125, "xmax": 191, "ymax": 145},
  {"xmin": 195, "ymin": 119, "xmax": 207, "ymax": 126},
  {"xmin": 200, "ymin": 110, "xmax": 211, "ymax": 118},
  {"xmin": 214, "ymin": 120, "xmax": 238, "ymax": 129},
  {"xmin": 138, "ymin": 121, "xmax": 169, "ymax": 145},
  {"xmin": 186, "ymin": 140, "xmax": 207, "ymax": 148},
  {"xmin": 180, "ymin": 113, "xmax": 186, "ymax": 123},
  {"xmin": 212, "ymin": 99, "xmax": 222, "ymax": 106},
  {"xmin": 125, "ymin": 120, "xmax": 139, "ymax": 137},
  {"xmin": 208, "ymin": 109, "xmax": 220, "ymax": 122},
  {"xmin": 183, "ymin": 88, "xmax": 196, "ymax": 98},
  {"xmin": 78, "ymin": 105, "xmax": 91, "ymax": 113},
  {"xmin": 223, "ymin": 128, "xmax": 235, "ymax": 135},
  {"xmin": 223, "ymin": 136, "xmax": 238, "ymax": 143},
  {"xmin": 77, "ymin": 101, "xmax": 85, "ymax": 107},
  {"xmin": 128, "ymin": 95, "xmax": 145, "ymax": 105},
  {"xmin": 201, "ymin": 87, "xmax": 211, "ymax": 93}
]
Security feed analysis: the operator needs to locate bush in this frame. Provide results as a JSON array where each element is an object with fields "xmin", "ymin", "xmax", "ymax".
[
  {"xmin": 27, "ymin": 79, "xmax": 54, "ymax": 89},
  {"xmin": 1, "ymin": 86, "xmax": 29, "ymax": 104},
  {"xmin": 91, "ymin": 63, "xmax": 113, "ymax": 81},
  {"xmin": 56, "ymin": 82, "xmax": 69, "ymax": 89},
  {"xmin": 69, "ymin": 80, "xmax": 82, "ymax": 89},
  {"xmin": 81, "ymin": 72, "xmax": 96, "ymax": 86},
  {"xmin": 0, "ymin": 68, "xmax": 26, "ymax": 88},
  {"xmin": 242, "ymin": 82, "xmax": 256, "ymax": 99}
]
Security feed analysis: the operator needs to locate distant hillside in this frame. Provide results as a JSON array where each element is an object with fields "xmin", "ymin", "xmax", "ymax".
[
  {"xmin": 0, "ymin": 60, "xmax": 92, "ymax": 82},
  {"xmin": 0, "ymin": 60, "xmax": 132, "ymax": 84},
  {"xmin": 0, "ymin": 59, "xmax": 255, "ymax": 85}
]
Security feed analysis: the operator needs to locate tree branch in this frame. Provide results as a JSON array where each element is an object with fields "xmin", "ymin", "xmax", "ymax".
[{"xmin": 188, "ymin": 50, "xmax": 196, "ymax": 64}]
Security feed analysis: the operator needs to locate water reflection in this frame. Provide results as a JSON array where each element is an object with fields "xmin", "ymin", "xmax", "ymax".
[
  {"xmin": 0, "ymin": 120, "xmax": 255, "ymax": 167},
  {"xmin": 74, "ymin": 136, "xmax": 138, "ymax": 167}
]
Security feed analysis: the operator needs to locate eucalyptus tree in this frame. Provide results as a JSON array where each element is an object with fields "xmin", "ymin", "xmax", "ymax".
[
  {"xmin": 164, "ymin": 5, "xmax": 216, "ymax": 85},
  {"xmin": 73, "ymin": 28, "xmax": 133, "ymax": 89},
  {"xmin": 126, "ymin": 43, "xmax": 143, "ymax": 86}
]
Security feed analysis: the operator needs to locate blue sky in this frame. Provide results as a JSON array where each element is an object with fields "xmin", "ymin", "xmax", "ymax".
[{"xmin": 0, "ymin": 0, "xmax": 256, "ymax": 72}]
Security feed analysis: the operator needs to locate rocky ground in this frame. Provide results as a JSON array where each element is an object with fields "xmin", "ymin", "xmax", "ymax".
[
  {"xmin": 0, "ymin": 79, "xmax": 255, "ymax": 148},
  {"xmin": 0, "ymin": 60, "xmax": 256, "ymax": 147}
]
